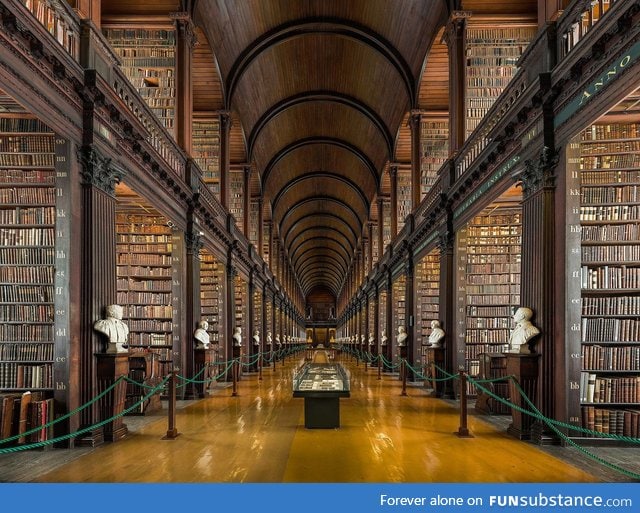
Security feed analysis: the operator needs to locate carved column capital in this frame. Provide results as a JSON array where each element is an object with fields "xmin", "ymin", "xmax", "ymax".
[
  {"xmin": 77, "ymin": 145, "xmax": 125, "ymax": 196},
  {"xmin": 442, "ymin": 11, "xmax": 471, "ymax": 47},
  {"xmin": 521, "ymin": 146, "xmax": 560, "ymax": 198},
  {"xmin": 185, "ymin": 231, "xmax": 203, "ymax": 254},
  {"xmin": 170, "ymin": 11, "xmax": 198, "ymax": 48}
]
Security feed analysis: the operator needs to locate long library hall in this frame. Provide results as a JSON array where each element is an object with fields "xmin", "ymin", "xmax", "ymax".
[{"xmin": 1, "ymin": 0, "xmax": 640, "ymax": 484}]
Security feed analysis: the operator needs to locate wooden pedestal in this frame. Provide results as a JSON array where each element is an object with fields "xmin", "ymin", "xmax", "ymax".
[
  {"xmin": 195, "ymin": 348, "xmax": 216, "ymax": 398},
  {"xmin": 96, "ymin": 353, "xmax": 129, "ymax": 442},
  {"xmin": 506, "ymin": 353, "xmax": 540, "ymax": 440},
  {"xmin": 424, "ymin": 346, "xmax": 445, "ymax": 397},
  {"xmin": 475, "ymin": 353, "xmax": 510, "ymax": 414}
]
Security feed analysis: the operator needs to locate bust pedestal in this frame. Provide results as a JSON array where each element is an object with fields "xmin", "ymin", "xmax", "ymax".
[
  {"xmin": 424, "ymin": 346, "xmax": 445, "ymax": 397},
  {"xmin": 96, "ymin": 353, "xmax": 129, "ymax": 442},
  {"xmin": 398, "ymin": 345, "xmax": 408, "ymax": 381},
  {"xmin": 506, "ymin": 353, "xmax": 540, "ymax": 440},
  {"xmin": 195, "ymin": 348, "xmax": 216, "ymax": 398}
]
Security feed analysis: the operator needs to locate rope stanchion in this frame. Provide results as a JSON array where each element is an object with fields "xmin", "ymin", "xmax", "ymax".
[
  {"xmin": 232, "ymin": 358, "xmax": 239, "ymax": 397},
  {"xmin": 259, "ymin": 353, "xmax": 263, "ymax": 381},
  {"xmin": 455, "ymin": 369, "xmax": 473, "ymax": 438},
  {"xmin": 162, "ymin": 370, "xmax": 179, "ymax": 440},
  {"xmin": 378, "ymin": 353, "xmax": 382, "ymax": 380},
  {"xmin": 401, "ymin": 358, "xmax": 407, "ymax": 396}
]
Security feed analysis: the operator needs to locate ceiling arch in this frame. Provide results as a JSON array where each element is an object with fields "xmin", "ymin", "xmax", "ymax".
[
  {"xmin": 282, "ymin": 212, "xmax": 358, "ymax": 249},
  {"xmin": 287, "ymin": 228, "xmax": 355, "ymax": 258},
  {"xmin": 248, "ymin": 91, "xmax": 394, "ymax": 159},
  {"xmin": 293, "ymin": 246, "xmax": 349, "ymax": 276},
  {"xmin": 225, "ymin": 18, "xmax": 415, "ymax": 109}
]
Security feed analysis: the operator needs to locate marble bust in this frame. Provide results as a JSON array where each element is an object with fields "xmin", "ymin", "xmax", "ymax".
[
  {"xmin": 509, "ymin": 307, "xmax": 540, "ymax": 354},
  {"xmin": 233, "ymin": 326, "xmax": 242, "ymax": 347},
  {"xmin": 94, "ymin": 304, "xmax": 129, "ymax": 354},
  {"xmin": 428, "ymin": 320, "xmax": 445, "ymax": 348},
  {"xmin": 397, "ymin": 325, "xmax": 408, "ymax": 347},
  {"xmin": 194, "ymin": 320, "xmax": 211, "ymax": 349}
]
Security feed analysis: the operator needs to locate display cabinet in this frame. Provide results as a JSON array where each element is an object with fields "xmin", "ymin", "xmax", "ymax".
[{"xmin": 293, "ymin": 363, "xmax": 350, "ymax": 428}]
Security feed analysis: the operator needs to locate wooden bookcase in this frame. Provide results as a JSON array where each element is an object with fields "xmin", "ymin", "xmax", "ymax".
[
  {"xmin": 253, "ymin": 288, "xmax": 262, "ymax": 342},
  {"xmin": 229, "ymin": 169, "xmax": 244, "ymax": 230},
  {"xmin": 416, "ymin": 250, "xmax": 440, "ymax": 350},
  {"xmin": 200, "ymin": 251, "xmax": 223, "ymax": 357},
  {"xmin": 397, "ymin": 167, "xmax": 411, "ymax": 232},
  {"xmin": 249, "ymin": 200, "xmax": 259, "ymax": 248},
  {"xmin": 234, "ymin": 274, "xmax": 247, "ymax": 345},
  {"xmin": 262, "ymin": 219, "xmax": 271, "ymax": 267},
  {"xmin": 115, "ymin": 189, "xmax": 182, "ymax": 398},
  {"xmin": 420, "ymin": 118, "xmax": 448, "ymax": 199},
  {"xmin": 0, "ymin": 114, "xmax": 61, "ymax": 443},
  {"xmin": 465, "ymin": 23, "xmax": 536, "ymax": 139},
  {"xmin": 192, "ymin": 116, "xmax": 220, "ymax": 198},
  {"xmin": 456, "ymin": 205, "xmax": 522, "ymax": 394},
  {"xmin": 371, "ymin": 223, "xmax": 379, "ymax": 264},
  {"xmin": 392, "ymin": 274, "xmax": 406, "ymax": 350},
  {"xmin": 382, "ymin": 199, "xmax": 391, "ymax": 248},
  {"xmin": 576, "ymin": 121, "xmax": 640, "ymax": 439},
  {"xmin": 103, "ymin": 26, "xmax": 176, "ymax": 137}
]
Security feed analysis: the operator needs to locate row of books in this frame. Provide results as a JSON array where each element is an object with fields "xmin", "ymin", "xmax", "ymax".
[
  {"xmin": 465, "ymin": 293, "xmax": 519, "ymax": 305},
  {"xmin": 466, "ymin": 283, "xmax": 520, "ymax": 295},
  {"xmin": 129, "ymin": 333, "xmax": 172, "ymax": 347},
  {"xmin": 467, "ymin": 305, "xmax": 514, "ymax": 317},
  {"xmin": 582, "ymin": 154, "xmax": 640, "ymax": 170},
  {"xmin": 0, "ymin": 247, "xmax": 54, "ymax": 265},
  {"xmin": 580, "ymin": 205, "xmax": 640, "ymax": 221},
  {"xmin": 581, "ymin": 265, "xmax": 640, "ymax": 290},
  {"xmin": 116, "ymin": 265, "xmax": 171, "ymax": 277},
  {"xmin": 467, "ymin": 225, "xmax": 521, "ymax": 236},
  {"xmin": 123, "ymin": 305, "xmax": 173, "ymax": 319},
  {"xmin": 0, "ymin": 136, "xmax": 54, "ymax": 153},
  {"xmin": 581, "ymin": 143, "xmax": 640, "ymax": 155},
  {"xmin": 0, "ymin": 187, "xmax": 55, "ymax": 204},
  {"xmin": 0, "ymin": 285, "xmax": 53, "ymax": 303},
  {"xmin": 0, "ymin": 265, "xmax": 53, "ymax": 283},
  {"xmin": 0, "ymin": 153, "xmax": 54, "ymax": 167},
  {"xmin": 0, "ymin": 342, "xmax": 54, "ymax": 361},
  {"xmin": 103, "ymin": 28, "xmax": 176, "ymax": 45},
  {"xmin": 0, "ymin": 363, "xmax": 53, "ymax": 389},
  {"xmin": 466, "ymin": 263, "xmax": 520, "ymax": 274},
  {"xmin": 128, "ymin": 320, "xmax": 172, "ymax": 332},
  {"xmin": 579, "ymin": 372, "xmax": 640, "ymax": 404},
  {"xmin": 0, "ymin": 206, "xmax": 55, "ymax": 225},
  {"xmin": 116, "ymin": 291, "xmax": 171, "ymax": 305},
  {"xmin": 466, "ymin": 317, "xmax": 511, "ymax": 329},
  {"xmin": 0, "ymin": 324, "xmax": 53, "ymax": 342},
  {"xmin": 0, "ymin": 391, "xmax": 54, "ymax": 443},
  {"xmin": 466, "ymin": 253, "xmax": 519, "ymax": 264},
  {"xmin": 466, "ymin": 77, "xmax": 515, "ymax": 89},
  {"xmin": 582, "ymin": 345, "xmax": 640, "ymax": 371},
  {"xmin": 0, "ymin": 169, "xmax": 54, "ymax": 184},
  {"xmin": 0, "ymin": 118, "xmax": 51, "ymax": 132},
  {"xmin": 117, "ymin": 220, "xmax": 171, "ymax": 232},
  {"xmin": 116, "ymin": 233, "xmax": 172, "ymax": 243},
  {"xmin": 118, "ymin": 243, "xmax": 173, "ymax": 253},
  {"xmin": 117, "ymin": 253, "xmax": 172, "ymax": 266},
  {"xmin": 582, "ymin": 296, "xmax": 640, "ymax": 316},
  {"xmin": 0, "ymin": 304, "xmax": 53, "ymax": 322},
  {"xmin": 582, "ymin": 246, "xmax": 640, "ymax": 262},
  {"xmin": 0, "ymin": 228, "xmax": 55, "ymax": 246},
  {"xmin": 582, "ymin": 223, "xmax": 639, "ymax": 242},
  {"xmin": 117, "ymin": 279, "xmax": 171, "ymax": 292},
  {"xmin": 581, "ymin": 407, "xmax": 640, "ymax": 437},
  {"xmin": 465, "ymin": 329, "xmax": 510, "ymax": 345},
  {"xmin": 581, "ymin": 317, "xmax": 640, "ymax": 343},
  {"xmin": 467, "ymin": 244, "xmax": 521, "ymax": 255},
  {"xmin": 581, "ymin": 123, "xmax": 640, "ymax": 141},
  {"xmin": 466, "ymin": 273, "xmax": 520, "ymax": 285},
  {"xmin": 581, "ymin": 185, "xmax": 639, "ymax": 204}
]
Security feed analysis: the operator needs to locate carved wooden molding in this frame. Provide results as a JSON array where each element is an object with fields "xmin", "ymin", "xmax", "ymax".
[{"xmin": 77, "ymin": 145, "xmax": 125, "ymax": 196}]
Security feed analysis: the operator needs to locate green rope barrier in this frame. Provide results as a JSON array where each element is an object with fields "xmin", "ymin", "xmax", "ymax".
[
  {"xmin": 0, "ymin": 375, "xmax": 127, "ymax": 447},
  {"xmin": 0, "ymin": 375, "xmax": 170, "ymax": 454},
  {"xmin": 176, "ymin": 360, "xmax": 235, "ymax": 385},
  {"xmin": 433, "ymin": 363, "xmax": 458, "ymax": 379},
  {"xmin": 404, "ymin": 361, "xmax": 458, "ymax": 382},
  {"xmin": 466, "ymin": 375, "xmax": 640, "ymax": 480}
]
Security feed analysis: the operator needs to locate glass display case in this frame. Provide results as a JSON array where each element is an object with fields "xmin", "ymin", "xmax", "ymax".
[{"xmin": 293, "ymin": 363, "xmax": 350, "ymax": 428}]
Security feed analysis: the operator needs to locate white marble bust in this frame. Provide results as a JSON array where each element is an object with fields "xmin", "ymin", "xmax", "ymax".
[
  {"xmin": 381, "ymin": 330, "xmax": 388, "ymax": 346},
  {"xmin": 253, "ymin": 329, "xmax": 260, "ymax": 346},
  {"xmin": 194, "ymin": 320, "xmax": 210, "ymax": 349},
  {"xmin": 94, "ymin": 304, "xmax": 129, "ymax": 354},
  {"xmin": 233, "ymin": 326, "xmax": 242, "ymax": 347},
  {"xmin": 428, "ymin": 320, "xmax": 445, "ymax": 348},
  {"xmin": 509, "ymin": 307, "xmax": 540, "ymax": 353},
  {"xmin": 368, "ymin": 332, "xmax": 374, "ymax": 346},
  {"xmin": 397, "ymin": 325, "xmax": 408, "ymax": 347},
  {"xmin": 266, "ymin": 331, "xmax": 273, "ymax": 346}
]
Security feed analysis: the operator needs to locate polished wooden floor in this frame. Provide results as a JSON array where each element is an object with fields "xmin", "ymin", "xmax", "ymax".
[{"xmin": 35, "ymin": 351, "xmax": 597, "ymax": 483}]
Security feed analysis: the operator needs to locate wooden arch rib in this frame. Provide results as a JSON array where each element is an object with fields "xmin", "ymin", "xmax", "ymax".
[
  {"xmin": 291, "ymin": 238, "xmax": 351, "ymax": 274},
  {"xmin": 271, "ymin": 172, "xmax": 370, "ymax": 217},
  {"xmin": 300, "ymin": 267, "xmax": 342, "ymax": 289},
  {"xmin": 287, "ymin": 228, "xmax": 354, "ymax": 258},
  {"xmin": 248, "ymin": 91, "xmax": 393, "ymax": 159},
  {"xmin": 278, "ymin": 197, "xmax": 363, "ymax": 241},
  {"xmin": 225, "ymin": 17, "xmax": 415, "ymax": 109},
  {"xmin": 293, "ymin": 246, "xmax": 349, "ymax": 275},
  {"xmin": 282, "ymin": 212, "xmax": 358, "ymax": 250},
  {"xmin": 298, "ymin": 258, "xmax": 343, "ymax": 282},
  {"xmin": 303, "ymin": 277, "xmax": 339, "ymax": 297},
  {"xmin": 262, "ymin": 137, "xmax": 379, "ymax": 192}
]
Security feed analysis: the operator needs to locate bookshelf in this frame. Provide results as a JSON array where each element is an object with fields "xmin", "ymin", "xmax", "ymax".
[
  {"xmin": 378, "ymin": 289, "xmax": 388, "ymax": 354},
  {"xmin": 392, "ymin": 274, "xmax": 406, "ymax": 349},
  {"xmin": 0, "ymin": 113, "xmax": 59, "ymax": 443},
  {"xmin": 229, "ymin": 169, "xmax": 244, "ymax": 230},
  {"xmin": 465, "ymin": 24, "xmax": 536, "ymax": 139},
  {"xmin": 420, "ymin": 119, "xmax": 448, "ymax": 199},
  {"xmin": 234, "ymin": 274, "xmax": 247, "ymax": 346},
  {"xmin": 200, "ymin": 251, "xmax": 223, "ymax": 351},
  {"xmin": 397, "ymin": 167, "xmax": 411, "ymax": 231},
  {"xmin": 103, "ymin": 26, "xmax": 176, "ymax": 137},
  {"xmin": 577, "ymin": 121, "xmax": 640, "ymax": 438},
  {"xmin": 416, "ymin": 250, "xmax": 440, "ymax": 348},
  {"xmin": 249, "ymin": 200, "xmax": 259, "ymax": 248},
  {"xmin": 115, "ymin": 189, "xmax": 179, "ymax": 386},
  {"xmin": 456, "ymin": 205, "xmax": 522, "ymax": 393},
  {"xmin": 371, "ymin": 223, "xmax": 379, "ymax": 264},
  {"xmin": 382, "ymin": 199, "xmax": 391, "ymax": 248},
  {"xmin": 253, "ymin": 288, "xmax": 262, "ymax": 346},
  {"xmin": 192, "ymin": 117, "xmax": 220, "ymax": 198},
  {"xmin": 262, "ymin": 221, "xmax": 271, "ymax": 267}
]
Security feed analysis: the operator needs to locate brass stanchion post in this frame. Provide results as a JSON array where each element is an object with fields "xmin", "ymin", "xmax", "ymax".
[
  {"xmin": 162, "ymin": 371, "xmax": 179, "ymax": 440},
  {"xmin": 232, "ymin": 358, "xmax": 239, "ymax": 397},
  {"xmin": 401, "ymin": 359, "xmax": 407, "ymax": 396},
  {"xmin": 455, "ymin": 369, "xmax": 473, "ymax": 438}
]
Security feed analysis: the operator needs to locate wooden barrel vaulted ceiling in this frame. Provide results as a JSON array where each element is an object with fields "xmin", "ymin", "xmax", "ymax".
[{"xmin": 102, "ymin": 0, "xmax": 537, "ymax": 300}]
